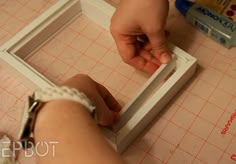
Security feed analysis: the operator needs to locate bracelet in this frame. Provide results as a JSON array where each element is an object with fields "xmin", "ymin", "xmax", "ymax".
[{"xmin": 34, "ymin": 86, "xmax": 96, "ymax": 112}]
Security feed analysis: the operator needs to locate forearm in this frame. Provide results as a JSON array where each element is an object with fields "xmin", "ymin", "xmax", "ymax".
[{"xmin": 34, "ymin": 100, "xmax": 124, "ymax": 164}]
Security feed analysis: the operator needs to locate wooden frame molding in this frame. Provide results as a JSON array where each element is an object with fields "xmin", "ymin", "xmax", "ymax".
[{"xmin": 0, "ymin": 0, "xmax": 197, "ymax": 153}]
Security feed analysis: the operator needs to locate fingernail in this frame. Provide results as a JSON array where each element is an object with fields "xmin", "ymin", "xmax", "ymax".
[{"xmin": 160, "ymin": 52, "xmax": 171, "ymax": 63}]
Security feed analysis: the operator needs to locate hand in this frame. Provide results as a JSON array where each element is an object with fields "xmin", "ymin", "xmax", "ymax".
[
  {"xmin": 62, "ymin": 74, "xmax": 122, "ymax": 126},
  {"xmin": 110, "ymin": 0, "xmax": 171, "ymax": 74}
]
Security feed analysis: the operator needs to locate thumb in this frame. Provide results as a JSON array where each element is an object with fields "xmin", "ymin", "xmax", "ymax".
[{"xmin": 147, "ymin": 31, "xmax": 171, "ymax": 64}]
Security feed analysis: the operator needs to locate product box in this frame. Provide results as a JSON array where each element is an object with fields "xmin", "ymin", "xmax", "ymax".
[{"xmin": 196, "ymin": 0, "xmax": 236, "ymax": 21}]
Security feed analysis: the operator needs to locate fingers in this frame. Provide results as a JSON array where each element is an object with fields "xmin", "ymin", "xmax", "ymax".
[
  {"xmin": 62, "ymin": 74, "xmax": 121, "ymax": 126},
  {"xmin": 112, "ymin": 34, "xmax": 161, "ymax": 74},
  {"xmin": 111, "ymin": 28, "xmax": 170, "ymax": 74},
  {"xmin": 127, "ymin": 54, "xmax": 160, "ymax": 74},
  {"xmin": 147, "ymin": 31, "xmax": 172, "ymax": 64},
  {"xmin": 143, "ymin": 30, "xmax": 170, "ymax": 51},
  {"xmin": 95, "ymin": 82, "xmax": 122, "ymax": 113},
  {"xmin": 94, "ymin": 81, "xmax": 123, "ymax": 126}
]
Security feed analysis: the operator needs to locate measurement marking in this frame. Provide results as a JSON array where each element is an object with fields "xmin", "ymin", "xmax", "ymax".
[
  {"xmin": 231, "ymin": 154, "xmax": 236, "ymax": 161},
  {"xmin": 221, "ymin": 111, "xmax": 236, "ymax": 135}
]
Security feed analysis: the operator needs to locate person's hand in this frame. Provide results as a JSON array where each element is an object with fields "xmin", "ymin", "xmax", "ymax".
[
  {"xmin": 62, "ymin": 74, "xmax": 122, "ymax": 126},
  {"xmin": 110, "ymin": 0, "xmax": 171, "ymax": 74}
]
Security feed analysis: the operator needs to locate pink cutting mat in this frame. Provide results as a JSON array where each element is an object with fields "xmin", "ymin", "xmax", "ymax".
[
  {"xmin": 0, "ymin": 0, "xmax": 59, "ymax": 163},
  {"xmin": 1, "ymin": 0, "xmax": 236, "ymax": 164}
]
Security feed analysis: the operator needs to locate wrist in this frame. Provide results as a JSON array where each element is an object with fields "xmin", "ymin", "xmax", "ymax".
[
  {"xmin": 34, "ymin": 100, "xmax": 93, "ymax": 134},
  {"xmin": 18, "ymin": 86, "xmax": 96, "ymax": 149}
]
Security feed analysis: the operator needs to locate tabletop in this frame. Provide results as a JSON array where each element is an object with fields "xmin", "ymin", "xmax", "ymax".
[{"xmin": 0, "ymin": 0, "xmax": 236, "ymax": 163}]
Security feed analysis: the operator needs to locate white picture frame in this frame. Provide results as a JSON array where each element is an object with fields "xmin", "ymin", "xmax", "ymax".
[{"xmin": 0, "ymin": 0, "xmax": 197, "ymax": 153}]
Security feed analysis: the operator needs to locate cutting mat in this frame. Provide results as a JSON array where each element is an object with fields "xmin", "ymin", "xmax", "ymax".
[{"xmin": 0, "ymin": 0, "xmax": 236, "ymax": 163}]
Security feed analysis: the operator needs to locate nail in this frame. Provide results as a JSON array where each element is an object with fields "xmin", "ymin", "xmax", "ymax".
[{"xmin": 160, "ymin": 52, "xmax": 171, "ymax": 63}]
